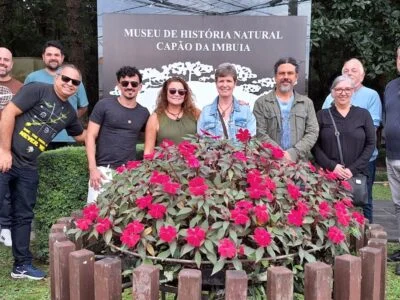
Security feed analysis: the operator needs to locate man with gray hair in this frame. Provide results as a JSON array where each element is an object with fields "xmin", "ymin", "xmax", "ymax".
[
  {"xmin": 321, "ymin": 58, "xmax": 382, "ymax": 223},
  {"xmin": 384, "ymin": 46, "xmax": 400, "ymax": 274},
  {"xmin": 253, "ymin": 57, "xmax": 319, "ymax": 162}
]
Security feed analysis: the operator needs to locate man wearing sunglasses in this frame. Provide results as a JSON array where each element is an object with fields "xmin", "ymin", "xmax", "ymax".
[
  {"xmin": 0, "ymin": 64, "xmax": 85, "ymax": 280},
  {"xmin": 86, "ymin": 66, "xmax": 149, "ymax": 203},
  {"xmin": 24, "ymin": 40, "xmax": 88, "ymax": 149}
]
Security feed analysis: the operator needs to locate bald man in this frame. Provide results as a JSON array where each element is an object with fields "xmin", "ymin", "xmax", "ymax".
[
  {"xmin": 321, "ymin": 58, "xmax": 382, "ymax": 223},
  {"xmin": 0, "ymin": 47, "xmax": 22, "ymax": 248}
]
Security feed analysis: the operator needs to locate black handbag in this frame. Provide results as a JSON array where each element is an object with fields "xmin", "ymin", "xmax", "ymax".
[{"xmin": 327, "ymin": 109, "xmax": 368, "ymax": 206}]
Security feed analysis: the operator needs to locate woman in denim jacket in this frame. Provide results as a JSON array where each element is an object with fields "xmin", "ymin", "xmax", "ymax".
[{"xmin": 197, "ymin": 63, "xmax": 256, "ymax": 140}]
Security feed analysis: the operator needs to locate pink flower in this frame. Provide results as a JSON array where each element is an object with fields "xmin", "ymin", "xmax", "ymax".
[
  {"xmin": 265, "ymin": 177, "xmax": 276, "ymax": 192},
  {"xmin": 76, "ymin": 218, "xmax": 92, "ymax": 231},
  {"xmin": 341, "ymin": 180, "xmax": 352, "ymax": 191},
  {"xmin": 233, "ymin": 151, "xmax": 247, "ymax": 162},
  {"xmin": 120, "ymin": 231, "xmax": 140, "ymax": 248},
  {"xmin": 254, "ymin": 204, "xmax": 269, "ymax": 224},
  {"xmin": 287, "ymin": 183, "xmax": 301, "ymax": 200},
  {"xmin": 148, "ymin": 204, "xmax": 167, "ymax": 219},
  {"xmin": 336, "ymin": 209, "xmax": 351, "ymax": 227},
  {"xmin": 83, "ymin": 204, "xmax": 99, "ymax": 221},
  {"xmin": 352, "ymin": 211, "xmax": 366, "ymax": 225},
  {"xmin": 149, "ymin": 171, "xmax": 170, "ymax": 184},
  {"xmin": 253, "ymin": 228, "xmax": 272, "ymax": 247},
  {"xmin": 327, "ymin": 226, "xmax": 345, "ymax": 244},
  {"xmin": 247, "ymin": 169, "xmax": 262, "ymax": 186},
  {"xmin": 115, "ymin": 165, "xmax": 126, "ymax": 174},
  {"xmin": 297, "ymin": 201, "xmax": 309, "ymax": 216},
  {"xmin": 262, "ymin": 143, "xmax": 284, "ymax": 159},
  {"xmin": 163, "ymin": 181, "xmax": 180, "ymax": 195},
  {"xmin": 125, "ymin": 220, "xmax": 145, "ymax": 234},
  {"xmin": 236, "ymin": 128, "xmax": 251, "ymax": 143},
  {"xmin": 160, "ymin": 139, "xmax": 175, "ymax": 148},
  {"xmin": 186, "ymin": 155, "xmax": 200, "ymax": 168},
  {"xmin": 325, "ymin": 170, "xmax": 338, "ymax": 181},
  {"xmin": 126, "ymin": 160, "xmax": 141, "ymax": 170},
  {"xmin": 230, "ymin": 208, "xmax": 250, "ymax": 225},
  {"xmin": 188, "ymin": 177, "xmax": 208, "ymax": 196},
  {"xmin": 144, "ymin": 152, "xmax": 155, "ymax": 160},
  {"xmin": 178, "ymin": 140, "xmax": 198, "ymax": 157},
  {"xmin": 341, "ymin": 198, "xmax": 354, "ymax": 208},
  {"xmin": 135, "ymin": 195, "xmax": 153, "ymax": 210},
  {"xmin": 247, "ymin": 185, "xmax": 266, "ymax": 199},
  {"xmin": 308, "ymin": 161, "xmax": 316, "ymax": 172},
  {"xmin": 318, "ymin": 201, "xmax": 331, "ymax": 218},
  {"xmin": 159, "ymin": 225, "xmax": 177, "ymax": 243},
  {"xmin": 95, "ymin": 217, "xmax": 112, "ymax": 234},
  {"xmin": 218, "ymin": 238, "xmax": 236, "ymax": 258},
  {"xmin": 238, "ymin": 245, "xmax": 245, "ymax": 256},
  {"xmin": 236, "ymin": 200, "xmax": 253, "ymax": 211},
  {"xmin": 287, "ymin": 209, "xmax": 303, "ymax": 226},
  {"xmin": 186, "ymin": 227, "xmax": 206, "ymax": 247}
]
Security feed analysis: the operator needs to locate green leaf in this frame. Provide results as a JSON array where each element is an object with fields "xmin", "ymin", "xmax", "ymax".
[
  {"xmin": 194, "ymin": 250, "xmax": 202, "ymax": 268},
  {"xmin": 180, "ymin": 244, "xmax": 195, "ymax": 257},
  {"xmin": 177, "ymin": 207, "xmax": 193, "ymax": 216},
  {"xmin": 104, "ymin": 229, "xmax": 112, "ymax": 245},
  {"xmin": 205, "ymin": 240, "xmax": 214, "ymax": 253},
  {"xmin": 232, "ymin": 259, "xmax": 242, "ymax": 270},
  {"xmin": 229, "ymin": 230, "xmax": 238, "ymax": 243},
  {"xmin": 157, "ymin": 249, "xmax": 171, "ymax": 259},
  {"xmin": 211, "ymin": 259, "xmax": 225, "ymax": 275},
  {"xmin": 206, "ymin": 252, "xmax": 217, "ymax": 264},
  {"xmin": 169, "ymin": 240, "xmax": 177, "ymax": 256},
  {"xmin": 255, "ymin": 247, "xmax": 265, "ymax": 262}
]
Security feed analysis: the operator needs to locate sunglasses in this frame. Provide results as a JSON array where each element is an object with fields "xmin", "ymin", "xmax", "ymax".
[
  {"xmin": 120, "ymin": 80, "xmax": 140, "ymax": 88},
  {"xmin": 60, "ymin": 75, "xmax": 81, "ymax": 87},
  {"xmin": 168, "ymin": 88, "xmax": 187, "ymax": 96}
]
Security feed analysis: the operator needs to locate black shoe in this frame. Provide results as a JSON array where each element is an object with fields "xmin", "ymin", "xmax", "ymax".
[
  {"xmin": 388, "ymin": 250, "xmax": 400, "ymax": 262},
  {"xmin": 395, "ymin": 263, "xmax": 400, "ymax": 276}
]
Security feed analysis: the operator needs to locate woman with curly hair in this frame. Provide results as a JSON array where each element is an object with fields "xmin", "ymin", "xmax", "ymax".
[{"xmin": 144, "ymin": 76, "xmax": 200, "ymax": 154}]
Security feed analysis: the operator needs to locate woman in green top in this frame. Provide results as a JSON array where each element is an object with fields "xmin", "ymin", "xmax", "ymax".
[{"xmin": 144, "ymin": 77, "xmax": 201, "ymax": 154}]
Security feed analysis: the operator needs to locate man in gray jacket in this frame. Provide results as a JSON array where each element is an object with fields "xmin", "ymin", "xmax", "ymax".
[{"xmin": 253, "ymin": 57, "xmax": 319, "ymax": 162}]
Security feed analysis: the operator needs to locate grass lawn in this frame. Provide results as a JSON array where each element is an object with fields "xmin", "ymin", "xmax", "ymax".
[{"xmin": 373, "ymin": 182, "xmax": 392, "ymax": 201}]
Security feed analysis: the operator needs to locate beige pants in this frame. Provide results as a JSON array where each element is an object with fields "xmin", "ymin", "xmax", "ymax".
[{"xmin": 87, "ymin": 166, "xmax": 113, "ymax": 204}]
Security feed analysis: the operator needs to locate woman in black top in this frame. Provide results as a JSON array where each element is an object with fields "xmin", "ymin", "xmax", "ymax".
[{"xmin": 313, "ymin": 75, "xmax": 375, "ymax": 180}]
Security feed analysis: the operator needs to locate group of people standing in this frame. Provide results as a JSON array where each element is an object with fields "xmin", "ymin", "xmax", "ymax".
[{"xmin": 0, "ymin": 40, "xmax": 399, "ymax": 279}]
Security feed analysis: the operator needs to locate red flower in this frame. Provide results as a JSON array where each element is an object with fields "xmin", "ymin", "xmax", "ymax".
[
  {"xmin": 254, "ymin": 204, "xmax": 269, "ymax": 224},
  {"xmin": 341, "ymin": 180, "xmax": 352, "ymax": 191},
  {"xmin": 325, "ymin": 170, "xmax": 338, "ymax": 181},
  {"xmin": 246, "ymin": 185, "xmax": 266, "ymax": 199},
  {"xmin": 265, "ymin": 177, "xmax": 276, "ymax": 192},
  {"xmin": 236, "ymin": 128, "xmax": 251, "ymax": 143},
  {"xmin": 238, "ymin": 245, "xmax": 245, "ymax": 256},
  {"xmin": 188, "ymin": 177, "xmax": 208, "ymax": 196},
  {"xmin": 318, "ymin": 201, "xmax": 331, "ymax": 218},
  {"xmin": 95, "ymin": 217, "xmax": 112, "ymax": 234},
  {"xmin": 297, "ymin": 201, "xmax": 309, "ymax": 216},
  {"xmin": 253, "ymin": 228, "xmax": 272, "ymax": 247},
  {"xmin": 218, "ymin": 238, "xmax": 236, "ymax": 258},
  {"xmin": 233, "ymin": 151, "xmax": 247, "ymax": 162},
  {"xmin": 186, "ymin": 155, "xmax": 200, "ymax": 168},
  {"xmin": 143, "ymin": 152, "xmax": 155, "ymax": 160},
  {"xmin": 135, "ymin": 195, "xmax": 153, "ymax": 210},
  {"xmin": 341, "ymin": 198, "xmax": 354, "ymax": 208},
  {"xmin": 336, "ymin": 210, "xmax": 351, "ymax": 227},
  {"xmin": 262, "ymin": 143, "xmax": 284, "ymax": 159},
  {"xmin": 247, "ymin": 169, "xmax": 262, "ymax": 186},
  {"xmin": 149, "ymin": 171, "xmax": 170, "ymax": 184},
  {"xmin": 236, "ymin": 200, "xmax": 253, "ymax": 211},
  {"xmin": 76, "ymin": 218, "xmax": 92, "ymax": 231},
  {"xmin": 186, "ymin": 227, "xmax": 206, "ymax": 247},
  {"xmin": 352, "ymin": 211, "xmax": 366, "ymax": 225},
  {"xmin": 287, "ymin": 183, "xmax": 301, "ymax": 200},
  {"xmin": 230, "ymin": 208, "xmax": 250, "ymax": 225},
  {"xmin": 327, "ymin": 226, "xmax": 345, "ymax": 244},
  {"xmin": 115, "ymin": 165, "xmax": 126, "ymax": 174},
  {"xmin": 159, "ymin": 225, "xmax": 177, "ymax": 243},
  {"xmin": 120, "ymin": 231, "xmax": 140, "ymax": 248},
  {"xmin": 148, "ymin": 203, "xmax": 167, "ymax": 219},
  {"xmin": 126, "ymin": 160, "xmax": 141, "ymax": 170},
  {"xmin": 287, "ymin": 209, "xmax": 303, "ymax": 226},
  {"xmin": 125, "ymin": 220, "xmax": 145, "ymax": 234},
  {"xmin": 308, "ymin": 161, "xmax": 316, "ymax": 172},
  {"xmin": 178, "ymin": 140, "xmax": 198, "ymax": 157},
  {"xmin": 83, "ymin": 204, "xmax": 99, "ymax": 221},
  {"xmin": 163, "ymin": 181, "xmax": 180, "ymax": 195},
  {"xmin": 160, "ymin": 139, "xmax": 175, "ymax": 148}
]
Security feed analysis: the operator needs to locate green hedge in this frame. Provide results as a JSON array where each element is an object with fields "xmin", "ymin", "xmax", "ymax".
[{"xmin": 34, "ymin": 146, "xmax": 88, "ymax": 260}]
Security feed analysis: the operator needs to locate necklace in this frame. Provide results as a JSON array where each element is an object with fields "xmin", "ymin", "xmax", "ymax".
[
  {"xmin": 166, "ymin": 108, "xmax": 182, "ymax": 121},
  {"xmin": 218, "ymin": 101, "xmax": 233, "ymax": 118}
]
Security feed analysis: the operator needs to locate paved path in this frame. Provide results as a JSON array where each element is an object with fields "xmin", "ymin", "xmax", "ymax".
[{"xmin": 374, "ymin": 200, "xmax": 398, "ymax": 242}]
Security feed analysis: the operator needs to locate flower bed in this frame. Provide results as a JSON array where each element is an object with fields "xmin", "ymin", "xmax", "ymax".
[{"xmin": 69, "ymin": 129, "xmax": 364, "ymax": 293}]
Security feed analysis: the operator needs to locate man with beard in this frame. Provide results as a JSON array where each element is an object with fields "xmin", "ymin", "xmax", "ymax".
[
  {"xmin": 85, "ymin": 66, "xmax": 149, "ymax": 203},
  {"xmin": 253, "ymin": 57, "xmax": 319, "ymax": 162},
  {"xmin": 0, "ymin": 47, "xmax": 23, "ymax": 248},
  {"xmin": 24, "ymin": 40, "xmax": 88, "ymax": 149},
  {"xmin": 321, "ymin": 58, "xmax": 382, "ymax": 224}
]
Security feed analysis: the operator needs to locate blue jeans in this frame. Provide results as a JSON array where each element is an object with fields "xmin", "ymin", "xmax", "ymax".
[
  {"xmin": 0, "ymin": 192, "xmax": 11, "ymax": 228},
  {"xmin": 362, "ymin": 160, "xmax": 376, "ymax": 223},
  {"xmin": 0, "ymin": 165, "xmax": 39, "ymax": 266}
]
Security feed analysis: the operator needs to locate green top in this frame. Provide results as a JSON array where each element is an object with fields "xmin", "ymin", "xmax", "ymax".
[{"xmin": 156, "ymin": 112, "xmax": 197, "ymax": 146}]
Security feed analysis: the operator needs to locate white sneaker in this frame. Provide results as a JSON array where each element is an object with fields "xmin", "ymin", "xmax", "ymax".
[{"xmin": 0, "ymin": 229, "xmax": 12, "ymax": 247}]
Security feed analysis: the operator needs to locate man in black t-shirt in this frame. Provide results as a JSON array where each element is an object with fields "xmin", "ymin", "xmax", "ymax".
[
  {"xmin": 0, "ymin": 64, "xmax": 85, "ymax": 280},
  {"xmin": 86, "ymin": 66, "xmax": 149, "ymax": 203}
]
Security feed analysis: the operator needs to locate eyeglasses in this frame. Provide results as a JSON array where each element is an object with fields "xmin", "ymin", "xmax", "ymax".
[
  {"xmin": 60, "ymin": 75, "xmax": 81, "ymax": 86},
  {"xmin": 333, "ymin": 88, "xmax": 353, "ymax": 94},
  {"xmin": 168, "ymin": 88, "xmax": 187, "ymax": 96},
  {"xmin": 120, "ymin": 80, "xmax": 140, "ymax": 88}
]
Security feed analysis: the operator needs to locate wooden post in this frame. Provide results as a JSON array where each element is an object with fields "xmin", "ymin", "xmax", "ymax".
[
  {"xmin": 69, "ymin": 249, "xmax": 95, "ymax": 300},
  {"xmin": 53, "ymin": 240, "xmax": 76, "ymax": 300},
  {"xmin": 177, "ymin": 269, "xmax": 202, "ymax": 300},
  {"xmin": 360, "ymin": 247, "xmax": 382, "ymax": 300},
  {"xmin": 225, "ymin": 270, "xmax": 247, "ymax": 300},
  {"xmin": 368, "ymin": 238, "xmax": 387, "ymax": 300},
  {"xmin": 334, "ymin": 254, "xmax": 361, "ymax": 300},
  {"xmin": 94, "ymin": 257, "xmax": 122, "ymax": 300},
  {"xmin": 370, "ymin": 231, "xmax": 387, "ymax": 240},
  {"xmin": 51, "ymin": 223, "xmax": 66, "ymax": 234},
  {"xmin": 49, "ymin": 231, "xmax": 68, "ymax": 300},
  {"xmin": 57, "ymin": 216, "xmax": 74, "ymax": 225},
  {"xmin": 304, "ymin": 262, "xmax": 332, "ymax": 300},
  {"xmin": 350, "ymin": 223, "xmax": 365, "ymax": 253},
  {"xmin": 267, "ymin": 266, "xmax": 293, "ymax": 300},
  {"xmin": 132, "ymin": 264, "xmax": 159, "ymax": 300}
]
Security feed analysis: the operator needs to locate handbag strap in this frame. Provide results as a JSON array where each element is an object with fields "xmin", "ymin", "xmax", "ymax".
[
  {"xmin": 217, "ymin": 109, "xmax": 229, "ymax": 139},
  {"xmin": 327, "ymin": 108, "xmax": 345, "ymax": 166}
]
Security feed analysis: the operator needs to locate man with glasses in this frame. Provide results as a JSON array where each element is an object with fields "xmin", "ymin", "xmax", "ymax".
[
  {"xmin": 86, "ymin": 66, "xmax": 149, "ymax": 203},
  {"xmin": 321, "ymin": 58, "xmax": 382, "ymax": 224},
  {"xmin": 0, "ymin": 64, "xmax": 85, "ymax": 279},
  {"xmin": 24, "ymin": 40, "xmax": 88, "ymax": 149}
]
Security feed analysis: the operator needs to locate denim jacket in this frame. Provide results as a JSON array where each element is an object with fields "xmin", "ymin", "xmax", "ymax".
[{"xmin": 197, "ymin": 97, "xmax": 256, "ymax": 141}]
